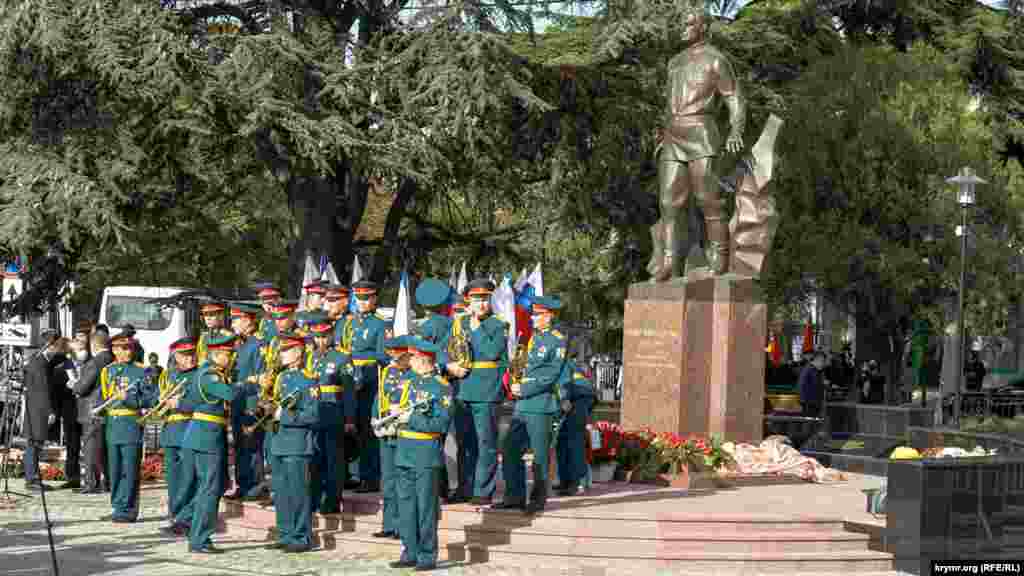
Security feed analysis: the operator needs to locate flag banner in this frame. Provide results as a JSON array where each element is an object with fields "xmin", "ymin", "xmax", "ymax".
[
  {"xmin": 457, "ymin": 262, "xmax": 469, "ymax": 295},
  {"xmin": 299, "ymin": 252, "xmax": 318, "ymax": 310},
  {"xmin": 393, "ymin": 271, "xmax": 412, "ymax": 336},
  {"xmin": 349, "ymin": 255, "xmax": 363, "ymax": 316}
]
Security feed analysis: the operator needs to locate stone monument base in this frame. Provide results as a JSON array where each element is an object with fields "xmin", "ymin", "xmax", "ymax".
[{"xmin": 620, "ymin": 274, "xmax": 766, "ymax": 444}]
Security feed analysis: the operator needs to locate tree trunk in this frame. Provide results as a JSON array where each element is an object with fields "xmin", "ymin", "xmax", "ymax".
[
  {"xmin": 369, "ymin": 177, "xmax": 418, "ymax": 284},
  {"xmin": 286, "ymin": 161, "xmax": 369, "ymax": 296}
]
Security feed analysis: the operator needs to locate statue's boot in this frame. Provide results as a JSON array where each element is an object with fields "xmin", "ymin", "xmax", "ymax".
[
  {"xmin": 653, "ymin": 253, "xmax": 675, "ymax": 282},
  {"xmin": 706, "ymin": 217, "xmax": 729, "ymax": 275},
  {"xmin": 647, "ymin": 220, "xmax": 664, "ymax": 277}
]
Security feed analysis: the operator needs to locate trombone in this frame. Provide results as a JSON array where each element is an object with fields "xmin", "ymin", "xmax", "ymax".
[
  {"xmin": 138, "ymin": 381, "xmax": 184, "ymax": 424},
  {"xmin": 91, "ymin": 382, "xmax": 140, "ymax": 417}
]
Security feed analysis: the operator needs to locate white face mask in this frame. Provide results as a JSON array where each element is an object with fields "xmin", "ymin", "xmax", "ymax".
[{"xmin": 74, "ymin": 350, "xmax": 89, "ymax": 362}]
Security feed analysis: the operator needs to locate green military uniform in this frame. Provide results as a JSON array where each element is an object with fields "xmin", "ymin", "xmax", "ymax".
[
  {"xmin": 258, "ymin": 299, "xmax": 302, "ymax": 497},
  {"xmin": 324, "ymin": 283, "xmax": 355, "ymax": 490},
  {"xmin": 495, "ymin": 295, "xmax": 570, "ymax": 514},
  {"xmin": 391, "ymin": 338, "xmax": 451, "ymax": 571},
  {"xmin": 229, "ymin": 303, "xmax": 267, "ymax": 500},
  {"xmin": 348, "ymin": 280, "xmax": 387, "ymax": 491},
  {"xmin": 294, "ymin": 280, "xmax": 327, "ymax": 335},
  {"xmin": 307, "ymin": 312, "xmax": 355, "ymax": 514},
  {"xmin": 196, "ymin": 301, "xmax": 231, "ymax": 365},
  {"xmin": 156, "ymin": 337, "xmax": 200, "ymax": 534},
  {"xmin": 453, "ymin": 279, "xmax": 509, "ymax": 503},
  {"xmin": 179, "ymin": 334, "xmax": 244, "ymax": 553},
  {"xmin": 99, "ymin": 338, "xmax": 152, "ymax": 522},
  {"xmin": 414, "ymin": 278, "xmax": 460, "ymax": 501},
  {"xmin": 555, "ymin": 361, "xmax": 594, "ymax": 495},
  {"xmin": 372, "ymin": 336, "xmax": 411, "ymax": 538},
  {"xmin": 254, "ymin": 282, "xmax": 283, "ymax": 342},
  {"xmin": 266, "ymin": 333, "xmax": 321, "ymax": 553}
]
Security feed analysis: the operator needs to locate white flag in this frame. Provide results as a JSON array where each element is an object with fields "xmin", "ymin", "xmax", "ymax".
[
  {"xmin": 490, "ymin": 275, "xmax": 518, "ymax": 356},
  {"xmin": 514, "ymin": 268, "xmax": 528, "ymax": 292},
  {"xmin": 526, "ymin": 262, "xmax": 543, "ymax": 297},
  {"xmin": 393, "ymin": 271, "xmax": 412, "ymax": 336},
  {"xmin": 299, "ymin": 252, "xmax": 318, "ymax": 309},
  {"xmin": 321, "ymin": 259, "xmax": 340, "ymax": 285},
  {"xmin": 349, "ymin": 255, "xmax": 363, "ymax": 315},
  {"xmin": 457, "ymin": 262, "xmax": 469, "ymax": 294}
]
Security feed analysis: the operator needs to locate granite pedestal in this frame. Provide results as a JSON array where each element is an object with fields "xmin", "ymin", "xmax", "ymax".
[{"xmin": 620, "ymin": 274, "xmax": 766, "ymax": 443}]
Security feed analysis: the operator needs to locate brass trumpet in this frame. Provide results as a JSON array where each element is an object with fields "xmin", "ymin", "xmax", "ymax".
[
  {"xmin": 370, "ymin": 398, "xmax": 430, "ymax": 437},
  {"xmin": 243, "ymin": 388, "xmax": 301, "ymax": 435},
  {"xmin": 138, "ymin": 382, "xmax": 184, "ymax": 424},
  {"xmin": 91, "ymin": 382, "xmax": 140, "ymax": 417}
]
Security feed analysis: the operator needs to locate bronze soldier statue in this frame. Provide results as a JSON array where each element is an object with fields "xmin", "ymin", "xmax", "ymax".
[{"xmin": 652, "ymin": 7, "xmax": 745, "ymax": 281}]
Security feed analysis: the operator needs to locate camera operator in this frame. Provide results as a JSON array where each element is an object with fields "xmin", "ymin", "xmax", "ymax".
[{"xmin": 23, "ymin": 329, "xmax": 61, "ymax": 491}]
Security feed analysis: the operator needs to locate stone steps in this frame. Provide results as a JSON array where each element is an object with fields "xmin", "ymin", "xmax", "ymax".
[{"xmin": 216, "ymin": 497, "xmax": 893, "ymax": 571}]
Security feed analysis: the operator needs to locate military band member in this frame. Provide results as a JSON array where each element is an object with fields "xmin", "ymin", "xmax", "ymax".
[
  {"xmin": 446, "ymin": 279, "xmax": 508, "ymax": 506},
  {"xmin": 451, "ymin": 294, "xmax": 467, "ymax": 316},
  {"xmin": 414, "ymin": 278, "xmax": 461, "ymax": 502},
  {"xmin": 196, "ymin": 301, "xmax": 231, "ymax": 364},
  {"xmin": 554, "ymin": 360, "xmax": 595, "ymax": 496},
  {"xmin": 494, "ymin": 296, "xmax": 571, "ymax": 514},
  {"xmin": 157, "ymin": 337, "xmax": 200, "ymax": 536},
  {"xmin": 324, "ymin": 282, "xmax": 357, "ymax": 489},
  {"xmin": 307, "ymin": 312, "xmax": 354, "ymax": 515},
  {"xmin": 389, "ymin": 337, "xmax": 451, "ymax": 572},
  {"xmin": 264, "ymin": 333, "xmax": 320, "ymax": 553},
  {"xmin": 169, "ymin": 333, "xmax": 244, "ymax": 553},
  {"xmin": 295, "ymin": 280, "xmax": 327, "ymax": 334},
  {"xmin": 228, "ymin": 302, "xmax": 267, "ymax": 500},
  {"xmin": 254, "ymin": 282, "xmax": 283, "ymax": 342},
  {"xmin": 372, "ymin": 335, "xmax": 412, "ymax": 539},
  {"xmin": 99, "ymin": 334, "xmax": 153, "ymax": 523},
  {"xmin": 259, "ymin": 299, "xmax": 301, "ymax": 498},
  {"xmin": 348, "ymin": 280, "xmax": 387, "ymax": 493},
  {"xmin": 323, "ymin": 284, "xmax": 351, "ymax": 348}
]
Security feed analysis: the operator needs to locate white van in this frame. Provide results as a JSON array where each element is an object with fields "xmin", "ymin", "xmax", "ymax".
[{"xmin": 98, "ymin": 286, "xmax": 195, "ymax": 368}]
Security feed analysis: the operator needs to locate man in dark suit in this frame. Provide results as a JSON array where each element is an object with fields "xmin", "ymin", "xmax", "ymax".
[
  {"xmin": 56, "ymin": 329, "xmax": 93, "ymax": 489},
  {"xmin": 24, "ymin": 329, "xmax": 61, "ymax": 491},
  {"xmin": 74, "ymin": 333, "xmax": 114, "ymax": 493}
]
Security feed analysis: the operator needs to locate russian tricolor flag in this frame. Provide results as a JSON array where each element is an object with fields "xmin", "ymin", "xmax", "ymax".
[{"xmin": 513, "ymin": 263, "xmax": 543, "ymax": 346}]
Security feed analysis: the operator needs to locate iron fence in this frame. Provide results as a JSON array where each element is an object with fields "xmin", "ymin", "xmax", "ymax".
[{"xmin": 952, "ymin": 391, "xmax": 1024, "ymax": 420}]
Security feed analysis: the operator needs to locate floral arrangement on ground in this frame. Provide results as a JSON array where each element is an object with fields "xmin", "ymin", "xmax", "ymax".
[
  {"xmin": 0, "ymin": 449, "xmax": 25, "ymax": 479},
  {"xmin": 590, "ymin": 422, "xmax": 734, "ymax": 482},
  {"xmin": 141, "ymin": 453, "xmax": 163, "ymax": 482}
]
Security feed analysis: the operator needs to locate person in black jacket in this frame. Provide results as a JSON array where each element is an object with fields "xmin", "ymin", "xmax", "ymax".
[
  {"xmin": 23, "ymin": 329, "xmax": 61, "ymax": 491},
  {"xmin": 74, "ymin": 333, "xmax": 114, "ymax": 493}
]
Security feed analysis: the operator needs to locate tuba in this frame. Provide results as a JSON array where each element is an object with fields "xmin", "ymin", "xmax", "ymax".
[{"xmin": 447, "ymin": 315, "xmax": 472, "ymax": 371}]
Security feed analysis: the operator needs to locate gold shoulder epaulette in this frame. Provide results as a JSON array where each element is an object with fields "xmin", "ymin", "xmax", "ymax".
[
  {"xmin": 552, "ymin": 329, "xmax": 564, "ymax": 339},
  {"xmin": 434, "ymin": 374, "xmax": 449, "ymax": 386}
]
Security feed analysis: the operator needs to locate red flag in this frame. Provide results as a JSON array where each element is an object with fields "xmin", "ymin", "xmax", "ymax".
[{"xmin": 802, "ymin": 322, "xmax": 815, "ymax": 353}]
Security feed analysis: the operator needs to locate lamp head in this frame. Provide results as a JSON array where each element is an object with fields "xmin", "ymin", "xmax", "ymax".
[{"xmin": 946, "ymin": 167, "xmax": 987, "ymax": 207}]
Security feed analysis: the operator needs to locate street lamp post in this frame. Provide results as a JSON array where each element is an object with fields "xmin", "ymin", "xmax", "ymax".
[{"xmin": 946, "ymin": 167, "xmax": 986, "ymax": 427}]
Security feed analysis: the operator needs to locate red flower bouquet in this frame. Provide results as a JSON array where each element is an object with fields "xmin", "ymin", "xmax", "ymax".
[{"xmin": 141, "ymin": 453, "xmax": 164, "ymax": 482}]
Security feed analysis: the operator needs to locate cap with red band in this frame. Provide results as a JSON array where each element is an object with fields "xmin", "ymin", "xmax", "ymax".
[{"xmin": 170, "ymin": 337, "xmax": 198, "ymax": 353}]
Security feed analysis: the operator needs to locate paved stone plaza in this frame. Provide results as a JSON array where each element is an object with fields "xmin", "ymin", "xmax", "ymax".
[{"xmin": 0, "ymin": 480, "xmax": 909, "ymax": 576}]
